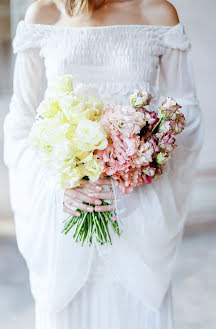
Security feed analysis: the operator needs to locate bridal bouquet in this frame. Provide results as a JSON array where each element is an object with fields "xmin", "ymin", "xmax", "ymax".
[{"xmin": 29, "ymin": 75, "xmax": 186, "ymax": 246}]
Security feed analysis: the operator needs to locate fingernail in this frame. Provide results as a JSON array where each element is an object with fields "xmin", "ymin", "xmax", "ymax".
[
  {"xmin": 95, "ymin": 200, "xmax": 102, "ymax": 205},
  {"xmin": 76, "ymin": 212, "xmax": 80, "ymax": 216},
  {"xmin": 87, "ymin": 207, "xmax": 93, "ymax": 212},
  {"xmin": 96, "ymin": 186, "xmax": 102, "ymax": 191},
  {"xmin": 88, "ymin": 193, "xmax": 95, "ymax": 197}
]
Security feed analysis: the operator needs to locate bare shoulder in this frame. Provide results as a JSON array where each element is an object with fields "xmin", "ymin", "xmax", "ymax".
[
  {"xmin": 142, "ymin": 0, "xmax": 180, "ymax": 26},
  {"xmin": 24, "ymin": 0, "xmax": 61, "ymax": 25}
]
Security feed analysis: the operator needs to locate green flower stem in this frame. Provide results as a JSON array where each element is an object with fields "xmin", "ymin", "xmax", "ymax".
[
  {"xmin": 62, "ymin": 214, "xmax": 73, "ymax": 224},
  {"xmin": 145, "ymin": 116, "xmax": 164, "ymax": 141},
  {"xmin": 87, "ymin": 214, "xmax": 91, "ymax": 245},
  {"xmin": 99, "ymin": 213, "xmax": 112, "ymax": 245},
  {"xmin": 96, "ymin": 219, "xmax": 105, "ymax": 244},
  {"xmin": 96, "ymin": 216, "xmax": 106, "ymax": 243},
  {"xmin": 63, "ymin": 216, "xmax": 77, "ymax": 234},
  {"xmin": 61, "ymin": 200, "xmax": 120, "ymax": 246},
  {"xmin": 64, "ymin": 220, "xmax": 76, "ymax": 235},
  {"xmin": 92, "ymin": 212, "xmax": 103, "ymax": 244},
  {"xmin": 73, "ymin": 218, "xmax": 81, "ymax": 238},
  {"xmin": 81, "ymin": 220, "xmax": 88, "ymax": 246},
  {"xmin": 74, "ymin": 212, "xmax": 88, "ymax": 242},
  {"xmin": 111, "ymin": 220, "xmax": 120, "ymax": 237}
]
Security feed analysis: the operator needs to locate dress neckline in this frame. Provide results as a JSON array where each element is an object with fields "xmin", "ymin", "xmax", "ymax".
[{"xmin": 19, "ymin": 20, "xmax": 182, "ymax": 31}]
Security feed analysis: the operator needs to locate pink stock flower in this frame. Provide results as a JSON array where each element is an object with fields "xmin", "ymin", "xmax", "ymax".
[
  {"xmin": 142, "ymin": 165, "xmax": 156, "ymax": 184},
  {"xmin": 171, "ymin": 110, "xmax": 186, "ymax": 135},
  {"xmin": 147, "ymin": 135, "xmax": 160, "ymax": 154},
  {"xmin": 142, "ymin": 175, "xmax": 153, "ymax": 184},
  {"xmin": 158, "ymin": 132, "xmax": 177, "ymax": 153},
  {"xmin": 156, "ymin": 152, "xmax": 169, "ymax": 165},
  {"xmin": 134, "ymin": 141, "xmax": 155, "ymax": 166},
  {"xmin": 96, "ymin": 91, "xmax": 185, "ymax": 193},
  {"xmin": 102, "ymin": 104, "xmax": 146, "ymax": 137},
  {"xmin": 153, "ymin": 166, "xmax": 164, "ymax": 180},
  {"xmin": 112, "ymin": 132, "xmax": 139, "ymax": 158},
  {"xmin": 129, "ymin": 89, "xmax": 152, "ymax": 108},
  {"xmin": 159, "ymin": 97, "xmax": 181, "ymax": 118},
  {"xmin": 142, "ymin": 165, "xmax": 156, "ymax": 177},
  {"xmin": 158, "ymin": 118, "xmax": 179, "ymax": 135},
  {"xmin": 145, "ymin": 110, "xmax": 159, "ymax": 125},
  {"xmin": 112, "ymin": 167, "xmax": 143, "ymax": 194}
]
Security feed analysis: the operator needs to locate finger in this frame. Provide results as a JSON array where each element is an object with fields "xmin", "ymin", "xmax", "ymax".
[
  {"xmin": 65, "ymin": 189, "xmax": 101, "ymax": 206},
  {"xmin": 94, "ymin": 177, "xmax": 112, "ymax": 185},
  {"xmin": 63, "ymin": 204, "xmax": 80, "ymax": 216},
  {"xmin": 94, "ymin": 204, "xmax": 115, "ymax": 212},
  {"xmin": 79, "ymin": 181, "xmax": 103, "ymax": 192},
  {"xmin": 72, "ymin": 200, "xmax": 94, "ymax": 212},
  {"xmin": 88, "ymin": 191, "xmax": 114, "ymax": 200}
]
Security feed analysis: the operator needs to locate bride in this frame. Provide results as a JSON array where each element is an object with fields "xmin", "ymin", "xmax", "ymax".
[{"xmin": 3, "ymin": 0, "xmax": 204, "ymax": 328}]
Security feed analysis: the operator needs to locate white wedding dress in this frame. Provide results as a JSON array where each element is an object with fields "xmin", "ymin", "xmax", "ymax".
[{"xmin": 3, "ymin": 21, "xmax": 204, "ymax": 329}]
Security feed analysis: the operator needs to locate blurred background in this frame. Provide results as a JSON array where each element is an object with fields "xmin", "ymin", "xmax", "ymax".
[{"xmin": 0, "ymin": 1, "xmax": 215, "ymax": 328}]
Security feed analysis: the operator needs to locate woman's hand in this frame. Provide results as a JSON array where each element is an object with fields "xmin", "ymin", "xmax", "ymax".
[{"xmin": 63, "ymin": 178, "xmax": 115, "ymax": 216}]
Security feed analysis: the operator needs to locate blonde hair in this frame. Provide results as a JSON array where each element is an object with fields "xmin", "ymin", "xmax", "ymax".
[{"xmin": 65, "ymin": 0, "xmax": 105, "ymax": 16}]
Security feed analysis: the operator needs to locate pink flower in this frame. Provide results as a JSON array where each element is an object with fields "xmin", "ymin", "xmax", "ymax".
[
  {"xmin": 158, "ymin": 132, "xmax": 177, "ymax": 152},
  {"xmin": 142, "ymin": 175, "xmax": 153, "ymax": 184},
  {"xmin": 112, "ymin": 167, "xmax": 143, "ymax": 194},
  {"xmin": 102, "ymin": 104, "xmax": 146, "ymax": 137},
  {"xmin": 130, "ymin": 89, "xmax": 152, "ymax": 108},
  {"xmin": 159, "ymin": 97, "xmax": 181, "ymax": 118},
  {"xmin": 153, "ymin": 166, "xmax": 164, "ymax": 180},
  {"xmin": 147, "ymin": 135, "xmax": 160, "ymax": 154},
  {"xmin": 97, "ymin": 93, "xmax": 184, "ymax": 193},
  {"xmin": 112, "ymin": 132, "xmax": 139, "ymax": 158},
  {"xmin": 158, "ymin": 119, "xmax": 176, "ymax": 134},
  {"xmin": 134, "ymin": 141, "xmax": 154, "ymax": 166},
  {"xmin": 145, "ymin": 110, "xmax": 159, "ymax": 125},
  {"xmin": 171, "ymin": 110, "xmax": 186, "ymax": 135},
  {"xmin": 142, "ymin": 165, "xmax": 156, "ymax": 184},
  {"xmin": 156, "ymin": 152, "xmax": 169, "ymax": 165},
  {"xmin": 142, "ymin": 165, "xmax": 156, "ymax": 177}
]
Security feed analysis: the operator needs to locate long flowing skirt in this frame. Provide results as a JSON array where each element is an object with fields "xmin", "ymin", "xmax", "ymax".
[{"xmin": 35, "ymin": 246, "xmax": 174, "ymax": 329}]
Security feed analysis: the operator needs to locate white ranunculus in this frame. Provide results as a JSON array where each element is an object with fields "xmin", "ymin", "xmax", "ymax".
[
  {"xmin": 60, "ymin": 167, "xmax": 83, "ymax": 189},
  {"xmin": 83, "ymin": 156, "xmax": 103, "ymax": 181},
  {"xmin": 73, "ymin": 119, "xmax": 108, "ymax": 152},
  {"xmin": 58, "ymin": 94, "xmax": 87, "ymax": 124},
  {"xmin": 29, "ymin": 112, "xmax": 69, "ymax": 150},
  {"xmin": 45, "ymin": 75, "xmax": 74, "ymax": 98},
  {"xmin": 36, "ymin": 98, "xmax": 62, "ymax": 118}
]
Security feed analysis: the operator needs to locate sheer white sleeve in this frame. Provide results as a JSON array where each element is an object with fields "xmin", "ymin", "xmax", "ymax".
[
  {"xmin": 3, "ymin": 31, "xmax": 93, "ymax": 313},
  {"xmin": 97, "ymin": 31, "xmax": 204, "ymax": 311}
]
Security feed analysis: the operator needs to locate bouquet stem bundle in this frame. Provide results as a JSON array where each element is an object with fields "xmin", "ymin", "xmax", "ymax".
[{"xmin": 62, "ymin": 200, "xmax": 120, "ymax": 246}]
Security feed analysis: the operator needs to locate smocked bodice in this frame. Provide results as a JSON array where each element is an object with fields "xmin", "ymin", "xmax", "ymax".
[{"xmin": 13, "ymin": 21, "xmax": 191, "ymax": 104}]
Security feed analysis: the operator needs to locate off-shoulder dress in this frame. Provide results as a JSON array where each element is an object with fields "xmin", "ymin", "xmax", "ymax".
[{"xmin": 3, "ymin": 21, "xmax": 204, "ymax": 329}]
